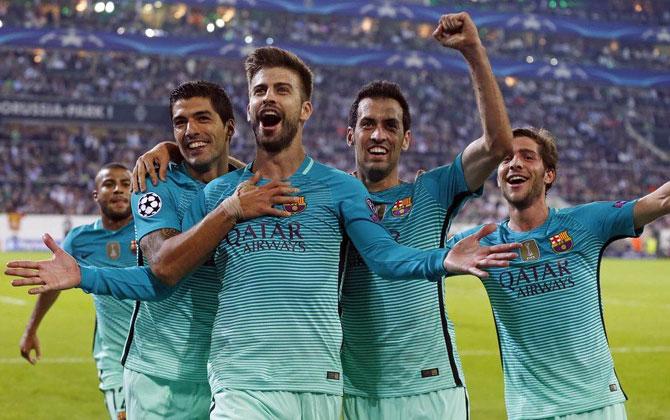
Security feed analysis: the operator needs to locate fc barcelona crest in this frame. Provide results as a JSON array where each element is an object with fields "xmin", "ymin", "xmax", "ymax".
[
  {"xmin": 549, "ymin": 230, "xmax": 573, "ymax": 253},
  {"xmin": 284, "ymin": 196, "xmax": 306, "ymax": 215},
  {"xmin": 391, "ymin": 197, "xmax": 412, "ymax": 217},
  {"xmin": 106, "ymin": 241, "xmax": 121, "ymax": 260}
]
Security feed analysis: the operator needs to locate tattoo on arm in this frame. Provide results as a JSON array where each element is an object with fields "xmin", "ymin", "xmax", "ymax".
[{"xmin": 140, "ymin": 228, "xmax": 180, "ymax": 265}]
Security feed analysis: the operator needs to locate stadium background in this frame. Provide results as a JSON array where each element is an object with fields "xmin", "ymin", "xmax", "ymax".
[{"xmin": 0, "ymin": 0, "xmax": 668, "ymax": 418}]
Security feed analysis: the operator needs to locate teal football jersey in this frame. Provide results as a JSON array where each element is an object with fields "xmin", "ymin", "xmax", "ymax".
[
  {"xmin": 449, "ymin": 200, "xmax": 641, "ymax": 419},
  {"xmin": 184, "ymin": 156, "xmax": 449, "ymax": 396},
  {"xmin": 342, "ymin": 154, "xmax": 479, "ymax": 397},
  {"xmin": 62, "ymin": 219, "xmax": 136, "ymax": 390},
  {"xmin": 124, "ymin": 162, "xmax": 220, "ymax": 383}
]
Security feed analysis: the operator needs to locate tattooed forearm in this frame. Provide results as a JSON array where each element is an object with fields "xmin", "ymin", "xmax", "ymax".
[{"xmin": 140, "ymin": 228, "xmax": 180, "ymax": 265}]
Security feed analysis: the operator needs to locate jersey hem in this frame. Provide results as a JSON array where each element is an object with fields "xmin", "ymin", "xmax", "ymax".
[
  {"xmin": 123, "ymin": 359, "xmax": 209, "ymax": 384},
  {"xmin": 510, "ymin": 395, "xmax": 627, "ymax": 420},
  {"xmin": 343, "ymin": 383, "xmax": 464, "ymax": 399}
]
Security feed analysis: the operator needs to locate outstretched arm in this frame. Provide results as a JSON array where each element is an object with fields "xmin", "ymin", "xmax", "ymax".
[
  {"xmin": 634, "ymin": 181, "xmax": 670, "ymax": 229},
  {"xmin": 434, "ymin": 12, "xmax": 513, "ymax": 191},
  {"xmin": 6, "ymin": 234, "xmax": 171, "ymax": 300}
]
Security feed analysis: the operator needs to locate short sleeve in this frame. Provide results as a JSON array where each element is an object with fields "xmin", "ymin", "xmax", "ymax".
[
  {"xmin": 418, "ymin": 153, "xmax": 483, "ymax": 209},
  {"xmin": 131, "ymin": 178, "xmax": 181, "ymax": 241},
  {"xmin": 570, "ymin": 200, "xmax": 640, "ymax": 243}
]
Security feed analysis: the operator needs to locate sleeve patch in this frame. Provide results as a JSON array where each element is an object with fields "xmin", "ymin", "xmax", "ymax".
[
  {"xmin": 137, "ymin": 192, "xmax": 163, "ymax": 218},
  {"xmin": 613, "ymin": 200, "xmax": 628, "ymax": 208}
]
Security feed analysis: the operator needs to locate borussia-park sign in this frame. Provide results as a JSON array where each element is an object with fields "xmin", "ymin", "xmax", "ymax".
[{"xmin": 0, "ymin": 97, "xmax": 169, "ymax": 126}]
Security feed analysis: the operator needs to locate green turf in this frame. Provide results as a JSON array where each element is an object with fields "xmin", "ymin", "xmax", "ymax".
[{"xmin": 1, "ymin": 253, "xmax": 668, "ymax": 419}]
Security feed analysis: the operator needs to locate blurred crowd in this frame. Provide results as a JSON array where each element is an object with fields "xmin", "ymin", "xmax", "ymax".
[
  {"xmin": 0, "ymin": 1, "xmax": 668, "ymax": 238},
  {"xmin": 2, "ymin": 1, "xmax": 668, "ymax": 72}
]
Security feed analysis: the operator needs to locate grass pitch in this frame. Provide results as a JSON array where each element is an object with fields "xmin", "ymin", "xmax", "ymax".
[{"xmin": 1, "ymin": 252, "xmax": 668, "ymax": 419}]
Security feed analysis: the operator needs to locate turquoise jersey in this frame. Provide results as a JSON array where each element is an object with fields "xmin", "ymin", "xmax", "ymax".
[
  {"xmin": 124, "ymin": 162, "xmax": 219, "ymax": 383},
  {"xmin": 62, "ymin": 219, "xmax": 136, "ymax": 390},
  {"xmin": 184, "ymin": 156, "xmax": 449, "ymax": 396},
  {"xmin": 342, "ymin": 154, "xmax": 479, "ymax": 398},
  {"xmin": 449, "ymin": 201, "xmax": 641, "ymax": 419}
]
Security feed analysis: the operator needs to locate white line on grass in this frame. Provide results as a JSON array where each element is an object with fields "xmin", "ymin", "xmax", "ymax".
[
  {"xmin": 0, "ymin": 295, "xmax": 26, "ymax": 306},
  {"xmin": 459, "ymin": 346, "xmax": 670, "ymax": 357},
  {"xmin": 1, "ymin": 347, "xmax": 668, "ymax": 364},
  {"xmin": 0, "ymin": 357, "xmax": 89, "ymax": 364}
]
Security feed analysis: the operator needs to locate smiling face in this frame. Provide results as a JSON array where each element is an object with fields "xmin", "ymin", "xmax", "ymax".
[
  {"xmin": 247, "ymin": 67, "xmax": 312, "ymax": 154},
  {"xmin": 94, "ymin": 167, "xmax": 132, "ymax": 221},
  {"xmin": 171, "ymin": 96, "xmax": 233, "ymax": 173},
  {"xmin": 347, "ymin": 97, "xmax": 410, "ymax": 183},
  {"xmin": 497, "ymin": 136, "xmax": 556, "ymax": 209}
]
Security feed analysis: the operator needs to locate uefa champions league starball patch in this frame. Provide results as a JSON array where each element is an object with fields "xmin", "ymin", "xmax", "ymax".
[{"xmin": 137, "ymin": 192, "xmax": 162, "ymax": 218}]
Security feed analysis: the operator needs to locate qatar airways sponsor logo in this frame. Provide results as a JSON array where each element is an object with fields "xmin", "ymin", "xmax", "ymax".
[
  {"xmin": 223, "ymin": 222, "xmax": 305, "ymax": 253},
  {"xmin": 497, "ymin": 258, "xmax": 575, "ymax": 298}
]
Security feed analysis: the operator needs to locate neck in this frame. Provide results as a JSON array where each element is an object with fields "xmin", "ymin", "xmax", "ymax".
[
  {"xmin": 356, "ymin": 168, "xmax": 401, "ymax": 193},
  {"xmin": 186, "ymin": 153, "xmax": 230, "ymax": 183},
  {"xmin": 507, "ymin": 197, "xmax": 549, "ymax": 232},
  {"xmin": 253, "ymin": 133, "xmax": 306, "ymax": 180},
  {"xmin": 101, "ymin": 214, "xmax": 132, "ymax": 231}
]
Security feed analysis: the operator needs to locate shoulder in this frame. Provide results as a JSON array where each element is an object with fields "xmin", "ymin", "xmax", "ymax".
[
  {"xmin": 205, "ymin": 168, "xmax": 243, "ymax": 196},
  {"xmin": 310, "ymin": 161, "xmax": 363, "ymax": 190}
]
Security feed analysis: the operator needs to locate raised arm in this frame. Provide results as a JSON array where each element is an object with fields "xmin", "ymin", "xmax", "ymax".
[
  {"xmin": 433, "ymin": 12, "xmax": 513, "ymax": 191},
  {"xmin": 634, "ymin": 181, "xmax": 670, "ymax": 229}
]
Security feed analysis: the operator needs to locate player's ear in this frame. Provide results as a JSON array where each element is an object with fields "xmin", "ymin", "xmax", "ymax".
[
  {"xmin": 401, "ymin": 130, "xmax": 411, "ymax": 151},
  {"xmin": 346, "ymin": 127, "xmax": 355, "ymax": 147},
  {"xmin": 92, "ymin": 189, "xmax": 98, "ymax": 201},
  {"xmin": 544, "ymin": 168, "xmax": 556, "ymax": 186},
  {"xmin": 300, "ymin": 100, "xmax": 313, "ymax": 122},
  {"xmin": 225, "ymin": 119, "xmax": 235, "ymax": 143}
]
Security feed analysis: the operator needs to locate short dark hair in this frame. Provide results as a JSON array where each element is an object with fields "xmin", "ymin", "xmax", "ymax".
[
  {"xmin": 348, "ymin": 80, "xmax": 411, "ymax": 132},
  {"xmin": 95, "ymin": 162, "xmax": 129, "ymax": 187},
  {"xmin": 244, "ymin": 47, "xmax": 314, "ymax": 101},
  {"xmin": 169, "ymin": 80, "xmax": 234, "ymax": 124},
  {"xmin": 512, "ymin": 127, "xmax": 559, "ymax": 191},
  {"xmin": 100, "ymin": 162, "xmax": 129, "ymax": 172}
]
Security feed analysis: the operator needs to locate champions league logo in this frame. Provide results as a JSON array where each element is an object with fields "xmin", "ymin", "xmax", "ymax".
[
  {"xmin": 283, "ymin": 196, "xmax": 306, "ymax": 215},
  {"xmin": 137, "ymin": 193, "xmax": 162, "ymax": 218}
]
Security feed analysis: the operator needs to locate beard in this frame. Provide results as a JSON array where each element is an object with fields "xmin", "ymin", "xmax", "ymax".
[
  {"xmin": 364, "ymin": 164, "xmax": 392, "ymax": 183},
  {"xmin": 501, "ymin": 179, "xmax": 545, "ymax": 210},
  {"xmin": 253, "ymin": 116, "xmax": 298, "ymax": 154},
  {"xmin": 101, "ymin": 203, "xmax": 132, "ymax": 222}
]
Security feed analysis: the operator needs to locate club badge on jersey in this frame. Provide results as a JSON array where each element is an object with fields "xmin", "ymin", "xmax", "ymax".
[
  {"xmin": 137, "ymin": 192, "xmax": 162, "ymax": 218},
  {"xmin": 391, "ymin": 197, "xmax": 412, "ymax": 218},
  {"xmin": 549, "ymin": 230, "xmax": 574, "ymax": 253},
  {"xmin": 283, "ymin": 196, "xmax": 306, "ymax": 215}
]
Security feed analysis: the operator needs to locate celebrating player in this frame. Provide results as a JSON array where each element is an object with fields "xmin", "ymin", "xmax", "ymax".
[
  {"xmin": 449, "ymin": 127, "xmax": 670, "ymax": 419},
  {"xmin": 7, "ymin": 49, "xmax": 521, "ymax": 419},
  {"xmin": 341, "ymin": 11, "xmax": 513, "ymax": 420},
  {"xmin": 18, "ymin": 163, "xmax": 135, "ymax": 420}
]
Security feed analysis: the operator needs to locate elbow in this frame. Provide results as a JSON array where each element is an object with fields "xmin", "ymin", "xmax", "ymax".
[
  {"xmin": 149, "ymin": 257, "xmax": 180, "ymax": 286},
  {"xmin": 488, "ymin": 132, "xmax": 513, "ymax": 160}
]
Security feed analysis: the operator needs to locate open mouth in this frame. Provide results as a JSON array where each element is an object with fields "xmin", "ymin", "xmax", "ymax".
[
  {"xmin": 367, "ymin": 146, "xmax": 388, "ymax": 156},
  {"xmin": 259, "ymin": 108, "xmax": 282, "ymax": 129},
  {"xmin": 506, "ymin": 175, "xmax": 528, "ymax": 185},
  {"xmin": 186, "ymin": 140, "xmax": 209, "ymax": 150}
]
